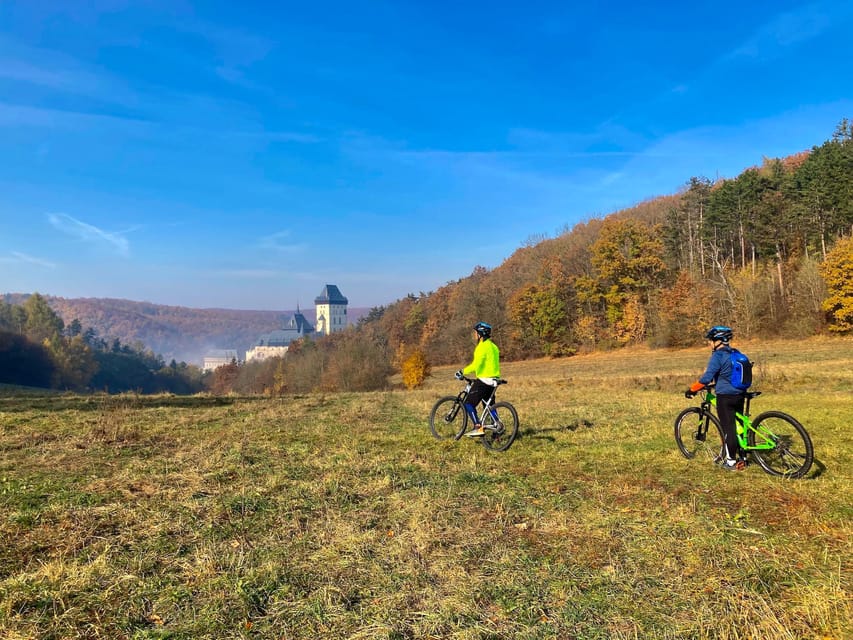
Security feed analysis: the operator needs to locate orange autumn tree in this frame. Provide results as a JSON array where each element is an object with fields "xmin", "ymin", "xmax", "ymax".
[
  {"xmin": 401, "ymin": 349, "xmax": 431, "ymax": 389},
  {"xmin": 577, "ymin": 219, "xmax": 669, "ymax": 345},
  {"xmin": 656, "ymin": 271, "xmax": 714, "ymax": 346},
  {"xmin": 819, "ymin": 236, "xmax": 853, "ymax": 333}
]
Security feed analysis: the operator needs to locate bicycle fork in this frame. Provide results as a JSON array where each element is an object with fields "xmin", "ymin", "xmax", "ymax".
[
  {"xmin": 695, "ymin": 402, "xmax": 712, "ymax": 441},
  {"xmin": 445, "ymin": 403, "xmax": 462, "ymax": 422}
]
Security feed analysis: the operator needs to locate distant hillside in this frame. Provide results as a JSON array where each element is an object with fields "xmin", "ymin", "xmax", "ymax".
[
  {"xmin": 352, "ymin": 124, "xmax": 853, "ymax": 365},
  {"xmin": 1, "ymin": 294, "xmax": 371, "ymax": 365}
]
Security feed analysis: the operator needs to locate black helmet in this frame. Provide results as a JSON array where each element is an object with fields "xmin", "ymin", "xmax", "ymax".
[
  {"xmin": 473, "ymin": 321, "xmax": 492, "ymax": 339},
  {"xmin": 705, "ymin": 325, "xmax": 733, "ymax": 343}
]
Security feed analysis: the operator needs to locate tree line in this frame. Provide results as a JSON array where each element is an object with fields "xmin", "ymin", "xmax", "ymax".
[
  {"xmin": 206, "ymin": 120, "xmax": 851, "ymax": 395},
  {"xmin": 3, "ymin": 120, "xmax": 851, "ymax": 395},
  {"xmin": 349, "ymin": 119, "xmax": 853, "ymax": 371},
  {"xmin": 0, "ymin": 293, "xmax": 205, "ymax": 393}
]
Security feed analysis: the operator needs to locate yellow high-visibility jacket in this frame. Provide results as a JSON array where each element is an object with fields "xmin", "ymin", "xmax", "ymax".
[{"xmin": 462, "ymin": 339, "xmax": 500, "ymax": 379}]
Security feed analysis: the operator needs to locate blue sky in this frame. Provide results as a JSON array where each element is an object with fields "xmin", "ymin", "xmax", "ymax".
[{"xmin": 1, "ymin": 1, "xmax": 851, "ymax": 310}]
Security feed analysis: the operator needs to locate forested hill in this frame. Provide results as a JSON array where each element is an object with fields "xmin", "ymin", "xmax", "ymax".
[
  {"xmin": 0, "ymin": 294, "xmax": 369, "ymax": 365},
  {"xmin": 4, "ymin": 120, "xmax": 851, "ymax": 388},
  {"xmin": 357, "ymin": 119, "xmax": 853, "ymax": 370}
]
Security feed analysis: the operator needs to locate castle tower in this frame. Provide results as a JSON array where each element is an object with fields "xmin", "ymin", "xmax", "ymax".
[{"xmin": 314, "ymin": 284, "xmax": 348, "ymax": 336}]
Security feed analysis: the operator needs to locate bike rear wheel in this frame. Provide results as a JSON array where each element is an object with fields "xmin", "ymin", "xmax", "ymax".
[
  {"xmin": 747, "ymin": 411, "xmax": 813, "ymax": 479},
  {"xmin": 480, "ymin": 401, "xmax": 519, "ymax": 452},
  {"xmin": 429, "ymin": 396, "xmax": 468, "ymax": 440},
  {"xmin": 674, "ymin": 407, "xmax": 724, "ymax": 462}
]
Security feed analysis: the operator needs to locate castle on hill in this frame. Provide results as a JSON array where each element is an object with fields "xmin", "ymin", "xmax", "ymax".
[
  {"xmin": 242, "ymin": 284, "xmax": 348, "ymax": 364},
  {"xmin": 203, "ymin": 285, "xmax": 349, "ymax": 370}
]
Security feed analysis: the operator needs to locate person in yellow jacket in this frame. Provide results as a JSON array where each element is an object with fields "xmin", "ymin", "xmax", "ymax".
[{"xmin": 455, "ymin": 321, "xmax": 501, "ymax": 437}]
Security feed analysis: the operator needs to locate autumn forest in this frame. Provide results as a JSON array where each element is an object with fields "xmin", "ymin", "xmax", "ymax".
[{"xmin": 2, "ymin": 119, "xmax": 852, "ymax": 394}]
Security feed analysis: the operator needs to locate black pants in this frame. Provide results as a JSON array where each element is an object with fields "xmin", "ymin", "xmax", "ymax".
[
  {"xmin": 717, "ymin": 393, "xmax": 746, "ymax": 460},
  {"xmin": 465, "ymin": 380, "xmax": 497, "ymax": 423}
]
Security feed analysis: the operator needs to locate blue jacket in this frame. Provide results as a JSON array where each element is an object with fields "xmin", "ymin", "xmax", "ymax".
[{"xmin": 699, "ymin": 345, "xmax": 743, "ymax": 395}]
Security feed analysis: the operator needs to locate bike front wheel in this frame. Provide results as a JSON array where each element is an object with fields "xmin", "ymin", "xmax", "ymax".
[
  {"xmin": 429, "ymin": 396, "xmax": 468, "ymax": 440},
  {"xmin": 481, "ymin": 401, "xmax": 519, "ymax": 452},
  {"xmin": 674, "ymin": 407, "xmax": 724, "ymax": 462},
  {"xmin": 748, "ymin": 411, "xmax": 813, "ymax": 479}
]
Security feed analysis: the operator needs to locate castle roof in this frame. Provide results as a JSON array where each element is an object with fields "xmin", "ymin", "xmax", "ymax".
[
  {"xmin": 255, "ymin": 329, "xmax": 300, "ymax": 347},
  {"xmin": 286, "ymin": 310, "xmax": 314, "ymax": 334},
  {"xmin": 204, "ymin": 349, "xmax": 238, "ymax": 360},
  {"xmin": 254, "ymin": 311, "xmax": 314, "ymax": 347},
  {"xmin": 314, "ymin": 284, "xmax": 348, "ymax": 305}
]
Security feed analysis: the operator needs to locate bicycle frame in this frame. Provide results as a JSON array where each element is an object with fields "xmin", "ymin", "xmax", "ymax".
[
  {"xmin": 446, "ymin": 381, "xmax": 473, "ymax": 422},
  {"xmin": 430, "ymin": 375, "xmax": 519, "ymax": 451},
  {"xmin": 703, "ymin": 389, "xmax": 778, "ymax": 452},
  {"xmin": 678, "ymin": 385, "xmax": 813, "ymax": 478},
  {"xmin": 446, "ymin": 379, "xmax": 499, "ymax": 422}
]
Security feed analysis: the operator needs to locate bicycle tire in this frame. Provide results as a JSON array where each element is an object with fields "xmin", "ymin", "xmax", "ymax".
[
  {"xmin": 480, "ymin": 401, "xmax": 519, "ymax": 452},
  {"xmin": 429, "ymin": 396, "xmax": 468, "ymax": 440},
  {"xmin": 674, "ymin": 407, "xmax": 724, "ymax": 462},
  {"xmin": 748, "ymin": 411, "xmax": 813, "ymax": 479}
]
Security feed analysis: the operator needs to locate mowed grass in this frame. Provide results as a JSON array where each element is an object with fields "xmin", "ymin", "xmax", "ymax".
[{"xmin": 0, "ymin": 338, "xmax": 850, "ymax": 639}]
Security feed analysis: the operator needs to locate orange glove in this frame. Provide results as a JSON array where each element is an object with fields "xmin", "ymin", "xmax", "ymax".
[{"xmin": 684, "ymin": 381, "xmax": 705, "ymax": 398}]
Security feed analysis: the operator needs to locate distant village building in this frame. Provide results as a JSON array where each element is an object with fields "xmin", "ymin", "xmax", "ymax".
[
  {"xmin": 202, "ymin": 349, "xmax": 238, "ymax": 372},
  {"xmin": 314, "ymin": 284, "xmax": 348, "ymax": 336},
  {"xmin": 204, "ymin": 284, "xmax": 349, "ymax": 368},
  {"xmin": 244, "ymin": 308, "xmax": 314, "ymax": 363}
]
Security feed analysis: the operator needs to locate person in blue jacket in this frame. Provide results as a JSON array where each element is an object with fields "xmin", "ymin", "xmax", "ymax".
[{"xmin": 685, "ymin": 326, "xmax": 747, "ymax": 471}]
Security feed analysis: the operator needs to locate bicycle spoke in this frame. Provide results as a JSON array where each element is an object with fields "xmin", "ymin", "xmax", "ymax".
[
  {"xmin": 748, "ymin": 412, "xmax": 813, "ymax": 478},
  {"xmin": 428, "ymin": 397, "xmax": 467, "ymax": 440},
  {"xmin": 481, "ymin": 402, "xmax": 519, "ymax": 452},
  {"xmin": 674, "ymin": 407, "xmax": 723, "ymax": 462}
]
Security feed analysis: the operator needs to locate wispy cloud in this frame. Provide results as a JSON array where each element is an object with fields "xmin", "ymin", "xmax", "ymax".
[
  {"xmin": 47, "ymin": 213, "xmax": 131, "ymax": 256},
  {"xmin": 0, "ymin": 28, "xmax": 321, "ymax": 144},
  {"xmin": 175, "ymin": 18, "xmax": 275, "ymax": 71},
  {"xmin": 0, "ymin": 36, "xmax": 106, "ymax": 94},
  {"xmin": 0, "ymin": 59, "xmax": 81, "ymax": 89},
  {"xmin": 211, "ymin": 268, "xmax": 281, "ymax": 279},
  {"xmin": 0, "ymin": 252, "xmax": 57, "ymax": 268},
  {"xmin": 0, "ymin": 101, "xmax": 150, "ymax": 130},
  {"xmin": 507, "ymin": 125, "xmax": 649, "ymax": 154},
  {"xmin": 258, "ymin": 231, "xmax": 307, "ymax": 253},
  {"xmin": 726, "ymin": 3, "xmax": 836, "ymax": 61},
  {"xmin": 341, "ymin": 132, "xmax": 640, "ymax": 201},
  {"xmin": 221, "ymin": 129, "xmax": 322, "ymax": 145}
]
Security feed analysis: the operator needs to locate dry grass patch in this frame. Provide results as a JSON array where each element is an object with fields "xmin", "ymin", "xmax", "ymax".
[{"xmin": 1, "ymin": 337, "xmax": 851, "ymax": 639}]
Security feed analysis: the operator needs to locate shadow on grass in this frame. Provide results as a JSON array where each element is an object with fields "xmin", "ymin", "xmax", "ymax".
[
  {"xmin": 519, "ymin": 419, "xmax": 594, "ymax": 441},
  {"xmin": 747, "ymin": 455, "xmax": 827, "ymax": 480},
  {"xmin": 807, "ymin": 456, "xmax": 827, "ymax": 479},
  {"xmin": 0, "ymin": 394, "xmax": 268, "ymax": 413}
]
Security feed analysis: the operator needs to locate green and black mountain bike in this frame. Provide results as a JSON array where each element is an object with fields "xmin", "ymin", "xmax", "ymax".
[{"xmin": 674, "ymin": 385, "xmax": 813, "ymax": 478}]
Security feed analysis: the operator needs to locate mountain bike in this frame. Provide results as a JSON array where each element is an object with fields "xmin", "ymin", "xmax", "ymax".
[
  {"xmin": 429, "ymin": 374, "xmax": 519, "ymax": 452},
  {"xmin": 674, "ymin": 385, "xmax": 813, "ymax": 478}
]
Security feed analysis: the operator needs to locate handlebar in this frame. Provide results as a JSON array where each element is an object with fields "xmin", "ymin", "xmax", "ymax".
[
  {"xmin": 455, "ymin": 373, "xmax": 507, "ymax": 385},
  {"xmin": 684, "ymin": 383, "xmax": 713, "ymax": 400},
  {"xmin": 684, "ymin": 383, "xmax": 761, "ymax": 400}
]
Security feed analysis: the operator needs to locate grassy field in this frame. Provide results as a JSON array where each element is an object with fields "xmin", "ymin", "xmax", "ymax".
[{"xmin": 1, "ymin": 337, "xmax": 851, "ymax": 639}]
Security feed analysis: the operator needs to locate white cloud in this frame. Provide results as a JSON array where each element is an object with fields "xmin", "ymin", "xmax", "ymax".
[
  {"xmin": 0, "ymin": 252, "xmax": 57, "ymax": 268},
  {"xmin": 0, "ymin": 101, "xmax": 149, "ymax": 130},
  {"xmin": 726, "ymin": 3, "xmax": 835, "ymax": 61},
  {"xmin": 258, "ymin": 231, "xmax": 307, "ymax": 253},
  {"xmin": 211, "ymin": 269, "xmax": 281, "ymax": 279},
  {"xmin": 47, "ymin": 213, "xmax": 130, "ymax": 256}
]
